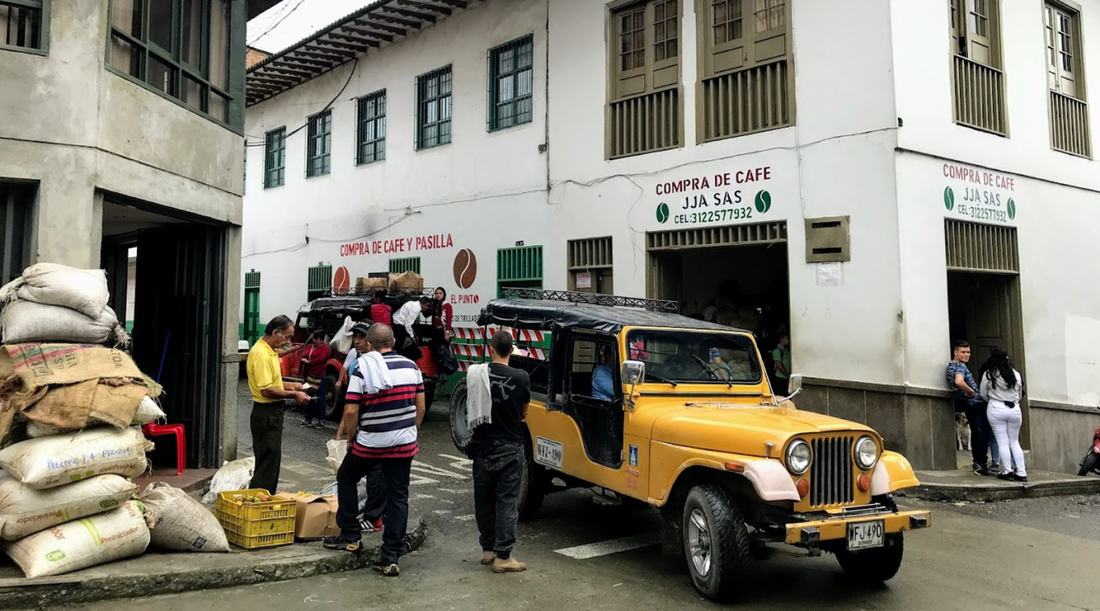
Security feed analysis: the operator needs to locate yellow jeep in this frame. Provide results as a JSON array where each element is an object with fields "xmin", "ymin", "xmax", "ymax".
[{"xmin": 448, "ymin": 292, "xmax": 930, "ymax": 601}]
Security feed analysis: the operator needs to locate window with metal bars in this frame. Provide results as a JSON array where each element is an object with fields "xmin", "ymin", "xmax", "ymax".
[
  {"xmin": 607, "ymin": 0, "xmax": 682, "ymax": 159},
  {"xmin": 416, "ymin": 66, "xmax": 453, "ymax": 150},
  {"xmin": 1, "ymin": 0, "xmax": 46, "ymax": 52},
  {"xmin": 263, "ymin": 127, "xmax": 285, "ymax": 188},
  {"xmin": 568, "ymin": 237, "xmax": 613, "ymax": 293},
  {"xmin": 1044, "ymin": 3, "xmax": 1090, "ymax": 158},
  {"xmin": 697, "ymin": 0, "xmax": 793, "ymax": 142},
  {"xmin": 488, "ymin": 35, "xmax": 534, "ymax": 131},
  {"xmin": 389, "ymin": 257, "xmax": 421, "ymax": 275},
  {"xmin": 106, "ymin": 0, "xmax": 239, "ymax": 128},
  {"xmin": 307, "ymin": 263, "xmax": 332, "ymax": 301},
  {"xmin": 356, "ymin": 90, "xmax": 387, "ymax": 165},
  {"xmin": 497, "ymin": 245, "xmax": 543, "ymax": 297},
  {"xmin": 0, "ymin": 183, "xmax": 32, "ymax": 286},
  {"xmin": 306, "ymin": 109, "xmax": 332, "ymax": 178},
  {"xmin": 949, "ymin": 0, "xmax": 1007, "ymax": 136}
]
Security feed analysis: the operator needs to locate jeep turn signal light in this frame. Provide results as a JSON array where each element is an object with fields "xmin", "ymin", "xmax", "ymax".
[
  {"xmin": 724, "ymin": 462, "xmax": 744, "ymax": 473},
  {"xmin": 857, "ymin": 473, "xmax": 872, "ymax": 492},
  {"xmin": 795, "ymin": 478, "xmax": 809, "ymax": 498}
]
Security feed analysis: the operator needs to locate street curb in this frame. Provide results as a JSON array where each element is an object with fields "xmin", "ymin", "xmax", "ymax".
[
  {"xmin": 0, "ymin": 517, "xmax": 428, "ymax": 609},
  {"xmin": 899, "ymin": 478, "xmax": 1100, "ymax": 502}
]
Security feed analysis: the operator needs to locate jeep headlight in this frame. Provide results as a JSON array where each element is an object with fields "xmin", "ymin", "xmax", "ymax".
[
  {"xmin": 785, "ymin": 439, "xmax": 812, "ymax": 475},
  {"xmin": 855, "ymin": 436, "xmax": 878, "ymax": 470}
]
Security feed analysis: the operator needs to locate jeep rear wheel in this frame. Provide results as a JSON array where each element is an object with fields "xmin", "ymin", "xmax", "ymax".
[
  {"xmin": 517, "ymin": 444, "xmax": 547, "ymax": 521},
  {"xmin": 682, "ymin": 485, "xmax": 752, "ymax": 602}
]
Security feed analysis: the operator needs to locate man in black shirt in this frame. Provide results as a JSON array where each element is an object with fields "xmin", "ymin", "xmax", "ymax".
[{"xmin": 469, "ymin": 331, "xmax": 530, "ymax": 573}]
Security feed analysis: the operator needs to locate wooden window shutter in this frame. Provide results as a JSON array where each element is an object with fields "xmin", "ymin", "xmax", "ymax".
[
  {"xmin": 650, "ymin": 0, "xmax": 680, "ymax": 90},
  {"xmin": 1054, "ymin": 6, "xmax": 1078, "ymax": 97},
  {"xmin": 613, "ymin": 3, "xmax": 649, "ymax": 100},
  {"xmin": 965, "ymin": 0, "xmax": 995, "ymax": 66},
  {"xmin": 704, "ymin": 0, "xmax": 747, "ymax": 76},
  {"xmin": 747, "ymin": 0, "xmax": 788, "ymax": 69}
]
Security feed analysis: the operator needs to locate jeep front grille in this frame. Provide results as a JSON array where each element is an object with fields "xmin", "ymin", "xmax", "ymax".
[{"xmin": 809, "ymin": 436, "xmax": 854, "ymax": 507}]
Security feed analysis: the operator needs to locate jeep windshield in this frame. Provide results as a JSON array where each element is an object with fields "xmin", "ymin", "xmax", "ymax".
[{"xmin": 627, "ymin": 329, "xmax": 763, "ymax": 385}]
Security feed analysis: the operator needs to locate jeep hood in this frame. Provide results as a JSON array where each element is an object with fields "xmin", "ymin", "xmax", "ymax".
[{"xmin": 649, "ymin": 401, "xmax": 876, "ymax": 457}]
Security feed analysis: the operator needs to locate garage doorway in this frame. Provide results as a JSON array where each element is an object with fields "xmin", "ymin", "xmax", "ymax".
[
  {"xmin": 102, "ymin": 197, "xmax": 229, "ymax": 468},
  {"xmin": 945, "ymin": 220, "xmax": 1027, "ymax": 446},
  {"xmin": 646, "ymin": 221, "xmax": 789, "ymax": 360}
]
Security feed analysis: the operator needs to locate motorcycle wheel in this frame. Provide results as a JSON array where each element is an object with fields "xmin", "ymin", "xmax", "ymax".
[{"xmin": 1078, "ymin": 451, "xmax": 1100, "ymax": 477}]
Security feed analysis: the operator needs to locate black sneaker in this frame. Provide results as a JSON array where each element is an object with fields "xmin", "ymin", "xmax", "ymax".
[
  {"xmin": 373, "ymin": 562, "xmax": 400, "ymax": 577},
  {"xmin": 973, "ymin": 464, "xmax": 994, "ymax": 477},
  {"xmin": 996, "ymin": 472, "xmax": 1016, "ymax": 482},
  {"xmin": 323, "ymin": 535, "xmax": 362, "ymax": 552},
  {"xmin": 1013, "ymin": 474, "xmax": 1028, "ymax": 483},
  {"xmin": 300, "ymin": 420, "xmax": 314, "ymax": 427}
]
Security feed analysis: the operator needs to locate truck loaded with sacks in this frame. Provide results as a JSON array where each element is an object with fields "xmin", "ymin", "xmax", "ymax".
[{"xmin": 0, "ymin": 264, "xmax": 230, "ymax": 579}]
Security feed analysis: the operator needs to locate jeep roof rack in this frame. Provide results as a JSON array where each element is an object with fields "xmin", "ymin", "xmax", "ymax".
[{"xmin": 499, "ymin": 288, "xmax": 678, "ymax": 313}]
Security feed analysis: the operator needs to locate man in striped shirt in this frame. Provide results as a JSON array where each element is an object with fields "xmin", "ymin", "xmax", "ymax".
[{"xmin": 325, "ymin": 323, "xmax": 425, "ymax": 577}]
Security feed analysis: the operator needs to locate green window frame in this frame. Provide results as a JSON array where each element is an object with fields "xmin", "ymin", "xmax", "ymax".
[
  {"xmin": 243, "ymin": 269, "xmax": 261, "ymax": 346},
  {"xmin": 356, "ymin": 89, "xmax": 387, "ymax": 165},
  {"xmin": 106, "ymin": 0, "xmax": 243, "ymax": 129},
  {"xmin": 488, "ymin": 35, "xmax": 534, "ymax": 131},
  {"xmin": 497, "ymin": 245, "xmax": 543, "ymax": 298},
  {"xmin": 1, "ymin": 0, "xmax": 49, "ymax": 54},
  {"xmin": 307, "ymin": 263, "xmax": 332, "ymax": 301},
  {"xmin": 389, "ymin": 257, "xmax": 421, "ymax": 275},
  {"xmin": 263, "ymin": 127, "xmax": 285, "ymax": 189},
  {"xmin": 306, "ymin": 109, "xmax": 332, "ymax": 178},
  {"xmin": 416, "ymin": 65, "xmax": 453, "ymax": 150}
]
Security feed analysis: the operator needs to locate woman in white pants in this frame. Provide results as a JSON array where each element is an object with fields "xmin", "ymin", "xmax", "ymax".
[{"xmin": 980, "ymin": 347, "xmax": 1027, "ymax": 482}]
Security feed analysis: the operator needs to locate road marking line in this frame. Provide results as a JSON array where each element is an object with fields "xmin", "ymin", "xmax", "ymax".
[
  {"xmin": 433, "ymin": 509, "xmax": 453, "ymax": 515},
  {"xmin": 553, "ymin": 533, "xmax": 660, "ymax": 560},
  {"xmin": 438, "ymin": 454, "xmax": 474, "ymax": 471},
  {"xmin": 411, "ymin": 462, "xmax": 468, "ymax": 480},
  {"xmin": 454, "ymin": 514, "xmax": 476, "ymax": 521}
]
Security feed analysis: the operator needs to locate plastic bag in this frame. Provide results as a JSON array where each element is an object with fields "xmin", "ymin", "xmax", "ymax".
[{"xmin": 201, "ymin": 456, "xmax": 255, "ymax": 505}]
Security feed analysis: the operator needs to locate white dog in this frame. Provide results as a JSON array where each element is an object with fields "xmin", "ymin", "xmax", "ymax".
[{"xmin": 955, "ymin": 412, "xmax": 971, "ymax": 451}]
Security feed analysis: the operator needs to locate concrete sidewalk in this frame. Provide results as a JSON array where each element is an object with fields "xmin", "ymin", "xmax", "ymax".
[
  {"xmin": 902, "ymin": 469, "xmax": 1100, "ymax": 502},
  {"xmin": 0, "ymin": 449, "xmax": 424, "ymax": 609}
]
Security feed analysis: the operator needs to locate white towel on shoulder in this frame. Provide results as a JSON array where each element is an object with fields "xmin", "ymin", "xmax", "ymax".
[
  {"xmin": 358, "ymin": 352, "xmax": 393, "ymax": 394},
  {"xmin": 466, "ymin": 363, "xmax": 492, "ymax": 428}
]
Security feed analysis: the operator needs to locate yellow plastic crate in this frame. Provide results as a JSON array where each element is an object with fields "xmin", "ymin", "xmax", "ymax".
[{"xmin": 215, "ymin": 489, "xmax": 296, "ymax": 549}]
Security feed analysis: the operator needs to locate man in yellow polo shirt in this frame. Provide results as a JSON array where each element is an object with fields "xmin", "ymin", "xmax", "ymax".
[{"xmin": 247, "ymin": 315, "xmax": 310, "ymax": 493}]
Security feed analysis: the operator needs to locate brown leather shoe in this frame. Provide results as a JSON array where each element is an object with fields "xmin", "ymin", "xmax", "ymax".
[
  {"xmin": 492, "ymin": 557, "xmax": 527, "ymax": 573},
  {"xmin": 480, "ymin": 551, "xmax": 496, "ymax": 565}
]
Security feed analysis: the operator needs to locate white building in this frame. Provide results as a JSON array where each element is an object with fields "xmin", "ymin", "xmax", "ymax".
[
  {"xmin": 1, "ymin": 0, "xmax": 280, "ymax": 466},
  {"xmin": 242, "ymin": 0, "xmax": 1100, "ymax": 473}
]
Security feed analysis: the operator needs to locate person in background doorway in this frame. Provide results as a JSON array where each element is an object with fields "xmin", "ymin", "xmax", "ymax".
[
  {"xmin": 947, "ymin": 341, "xmax": 995, "ymax": 476},
  {"xmin": 592, "ymin": 346, "xmax": 615, "ymax": 401},
  {"xmin": 980, "ymin": 347, "xmax": 1027, "ymax": 482},
  {"xmin": 247, "ymin": 316, "xmax": 310, "ymax": 493},
  {"xmin": 432, "ymin": 287, "xmax": 454, "ymax": 341},
  {"xmin": 466, "ymin": 331, "xmax": 531, "ymax": 573},
  {"xmin": 771, "ymin": 328, "xmax": 791, "ymax": 396},
  {"xmin": 976, "ymin": 351, "xmax": 1002, "ymax": 470},
  {"xmin": 326, "ymin": 324, "xmax": 425, "ymax": 576},
  {"xmin": 299, "ymin": 330, "xmax": 331, "ymax": 428},
  {"xmin": 371, "ymin": 291, "xmax": 392, "ymax": 327},
  {"xmin": 703, "ymin": 299, "xmax": 719, "ymax": 323}
]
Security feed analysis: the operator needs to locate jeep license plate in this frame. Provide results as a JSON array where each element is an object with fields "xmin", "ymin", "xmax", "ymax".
[
  {"xmin": 847, "ymin": 520, "xmax": 885, "ymax": 551},
  {"xmin": 535, "ymin": 437, "xmax": 563, "ymax": 469}
]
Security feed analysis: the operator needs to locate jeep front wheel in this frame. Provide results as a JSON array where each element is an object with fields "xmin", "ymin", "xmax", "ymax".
[{"xmin": 682, "ymin": 485, "xmax": 752, "ymax": 601}]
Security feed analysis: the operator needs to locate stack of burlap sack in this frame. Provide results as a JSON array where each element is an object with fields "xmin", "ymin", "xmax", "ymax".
[{"xmin": 0, "ymin": 263, "xmax": 229, "ymax": 579}]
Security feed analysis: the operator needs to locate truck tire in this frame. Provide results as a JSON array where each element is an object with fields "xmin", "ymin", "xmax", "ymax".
[
  {"xmin": 424, "ymin": 379, "xmax": 436, "ymax": 413},
  {"xmin": 682, "ymin": 485, "xmax": 752, "ymax": 602},
  {"xmin": 323, "ymin": 370, "xmax": 342, "ymax": 421},
  {"xmin": 834, "ymin": 496, "xmax": 904, "ymax": 584},
  {"xmin": 448, "ymin": 380, "xmax": 472, "ymax": 454}
]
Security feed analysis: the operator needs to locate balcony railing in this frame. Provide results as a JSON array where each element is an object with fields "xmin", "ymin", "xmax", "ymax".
[
  {"xmin": 1050, "ymin": 90, "xmax": 1092, "ymax": 158},
  {"xmin": 701, "ymin": 60, "xmax": 791, "ymax": 142},
  {"xmin": 608, "ymin": 88, "xmax": 681, "ymax": 159},
  {"xmin": 952, "ymin": 55, "xmax": 1007, "ymax": 136}
]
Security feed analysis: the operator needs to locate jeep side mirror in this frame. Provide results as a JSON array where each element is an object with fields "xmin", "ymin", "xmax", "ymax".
[
  {"xmin": 778, "ymin": 373, "xmax": 803, "ymax": 405},
  {"xmin": 621, "ymin": 360, "xmax": 645, "ymax": 411}
]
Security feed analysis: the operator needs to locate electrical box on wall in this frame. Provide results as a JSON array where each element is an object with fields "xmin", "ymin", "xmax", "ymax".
[{"xmin": 805, "ymin": 216, "xmax": 851, "ymax": 263}]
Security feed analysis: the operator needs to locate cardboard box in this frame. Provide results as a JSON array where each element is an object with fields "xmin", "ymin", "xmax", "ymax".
[{"xmin": 280, "ymin": 493, "xmax": 340, "ymax": 540}]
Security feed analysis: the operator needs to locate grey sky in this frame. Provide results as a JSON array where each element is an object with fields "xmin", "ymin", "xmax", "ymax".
[{"xmin": 248, "ymin": 0, "xmax": 371, "ymax": 54}]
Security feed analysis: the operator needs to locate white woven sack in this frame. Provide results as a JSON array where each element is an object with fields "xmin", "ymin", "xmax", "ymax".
[
  {"xmin": 0, "ymin": 473, "xmax": 136, "ymax": 541},
  {"xmin": 1, "ymin": 501, "xmax": 150, "ymax": 578},
  {"xmin": 200, "ymin": 456, "xmax": 255, "ymax": 505},
  {"xmin": 3, "ymin": 263, "xmax": 110, "ymax": 319},
  {"xmin": 137, "ymin": 482, "xmax": 229, "ymax": 553},
  {"xmin": 1, "ymin": 300, "xmax": 121, "ymax": 345},
  {"xmin": 0, "ymin": 427, "xmax": 152, "ymax": 490}
]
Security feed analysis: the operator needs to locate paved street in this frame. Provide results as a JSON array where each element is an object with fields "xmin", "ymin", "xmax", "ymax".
[{"xmin": 57, "ymin": 383, "xmax": 1100, "ymax": 610}]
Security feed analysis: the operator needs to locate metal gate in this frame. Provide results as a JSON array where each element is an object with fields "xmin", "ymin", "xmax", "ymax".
[
  {"xmin": 944, "ymin": 219, "xmax": 1019, "ymax": 273},
  {"xmin": 497, "ymin": 245, "xmax": 543, "ymax": 297}
]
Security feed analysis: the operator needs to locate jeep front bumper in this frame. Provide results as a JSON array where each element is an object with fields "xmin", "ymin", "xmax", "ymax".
[{"xmin": 784, "ymin": 509, "xmax": 931, "ymax": 546}]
